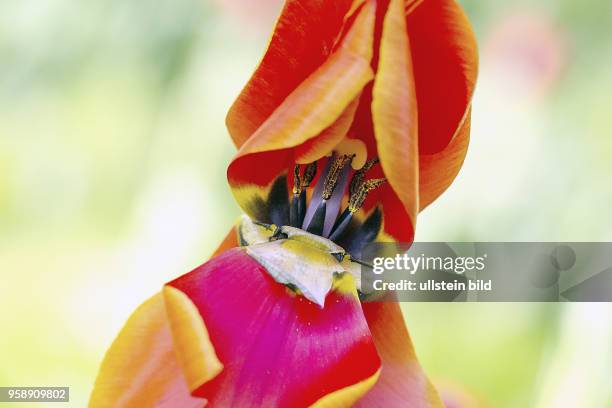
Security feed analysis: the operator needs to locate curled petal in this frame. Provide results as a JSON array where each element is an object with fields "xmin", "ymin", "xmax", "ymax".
[
  {"xmin": 294, "ymin": 97, "xmax": 361, "ymax": 166},
  {"xmin": 226, "ymin": 0, "xmax": 358, "ymax": 147},
  {"xmin": 407, "ymin": 0, "xmax": 478, "ymax": 154},
  {"xmin": 372, "ymin": 0, "xmax": 418, "ymax": 242},
  {"xmin": 227, "ymin": 1, "xmax": 376, "ymax": 219},
  {"xmin": 89, "ymin": 294, "xmax": 204, "ymax": 408},
  {"xmin": 355, "ymin": 302, "xmax": 443, "ymax": 408},
  {"xmin": 163, "ymin": 287, "xmax": 224, "ymax": 393},
  {"xmin": 419, "ymin": 110, "xmax": 471, "ymax": 210},
  {"xmin": 165, "ymin": 247, "xmax": 381, "ymax": 407}
]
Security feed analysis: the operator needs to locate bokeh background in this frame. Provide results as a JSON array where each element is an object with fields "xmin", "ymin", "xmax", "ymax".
[{"xmin": 1, "ymin": 0, "xmax": 611, "ymax": 406}]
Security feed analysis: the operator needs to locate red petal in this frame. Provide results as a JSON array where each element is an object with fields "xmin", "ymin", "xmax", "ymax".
[
  {"xmin": 226, "ymin": 0, "xmax": 357, "ymax": 148},
  {"xmin": 356, "ymin": 302, "xmax": 443, "ymax": 407},
  {"xmin": 407, "ymin": 0, "xmax": 478, "ymax": 154},
  {"xmin": 346, "ymin": 0, "xmax": 477, "ymax": 241},
  {"xmin": 419, "ymin": 109, "xmax": 471, "ymax": 210},
  {"xmin": 164, "ymin": 247, "xmax": 381, "ymax": 407}
]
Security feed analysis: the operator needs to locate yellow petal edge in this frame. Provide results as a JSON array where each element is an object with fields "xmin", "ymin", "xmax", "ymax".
[
  {"xmin": 162, "ymin": 286, "xmax": 223, "ymax": 393},
  {"xmin": 310, "ymin": 369, "xmax": 381, "ymax": 408}
]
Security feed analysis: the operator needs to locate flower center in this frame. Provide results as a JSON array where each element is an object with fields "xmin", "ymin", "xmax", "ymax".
[{"xmin": 262, "ymin": 150, "xmax": 386, "ymax": 260}]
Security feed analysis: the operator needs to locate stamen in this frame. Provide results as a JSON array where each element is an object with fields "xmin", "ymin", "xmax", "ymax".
[
  {"xmin": 349, "ymin": 178, "xmax": 386, "ymax": 212},
  {"xmin": 322, "ymin": 162, "xmax": 352, "ymax": 237},
  {"xmin": 302, "ymin": 158, "xmax": 334, "ymax": 230},
  {"xmin": 292, "ymin": 165, "xmax": 301, "ymax": 195},
  {"xmin": 304, "ymin": 155, "xmax": 352, "ymax": 235},
  {"xmin": 322, "ymin": 155, "xmax": 354, "ymax": 200},
  {"xmin": 329, "ymin": 177, "xmax": 385, "ymax": 242},
  {"xmin": 290, "ymin": 162, "xmax": 317, "ymax": 227},
  {"xmin": 301, "ymin": 162, "xmax": 317, "ymax": 189},
  {"xmin": 349, "ymin": 158, "xmax": 379, "ymax": 198}
]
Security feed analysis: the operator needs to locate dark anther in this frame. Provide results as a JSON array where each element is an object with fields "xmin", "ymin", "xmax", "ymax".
[
  {"xmin": 302, "ymin": 162, "xmax": 317, "ymax": 187},
  {"xmin": 349, "ymin": 158, "xmax": 379, "ymax": 198},
  {"xmin": 292, "ymin": 164, "xmax": 301, "ymax": 194},
  {"xmin": 348, "ymin": 178, "xmax": 386, "ymax": 213}
]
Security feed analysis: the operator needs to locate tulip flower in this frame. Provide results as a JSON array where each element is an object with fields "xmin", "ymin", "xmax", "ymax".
[{"xmin": 90, "ymin": 0, "xmax": 477, "ymax": 406}]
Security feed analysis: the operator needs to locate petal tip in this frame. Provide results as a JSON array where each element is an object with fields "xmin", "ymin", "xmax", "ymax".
[{"xmin": 162, "ymin": 285, "xmax": 223, "ymax": 394}]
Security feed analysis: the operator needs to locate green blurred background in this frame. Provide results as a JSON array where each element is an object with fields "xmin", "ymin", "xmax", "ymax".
[{"xmin": 1, "ymin": 0, "xmax": 611, "ymax": 406}]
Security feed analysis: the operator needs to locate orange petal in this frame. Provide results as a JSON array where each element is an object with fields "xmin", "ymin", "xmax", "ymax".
[
  {"xmin": 227, "ymin": 1, "xmax": 376, "ymax": 218},
  {"xmin": 355, "ymin": 302, "xmax": 443, "ymax": 407},
  {"xmin": 89, "ymin": 294, "xmax": 204, "ymax": 408},
  {"xmin": 226, "ymin": 0, "xmax": 358, "ymax": 148},
  {"xmin": 407, "ymin": 0, "xmax": 478, "ymax": 154},
  {"xmin": 165, "ymin": 247, "xmax": 381, "ymax": 406},
  {"xmin": 419, "ymin": 110, "xmax": 471, "ymax": 210},
  {"xmin": 293, "ymin": 96, "xmax": 361, "ymax": 165},
  {"xmin": 163, "ymin": 286, "xmax": 223, "ymax": 394},
  {"xmin": 372, "ymin": 0, "xmax": 418, "ymax": 242}
]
